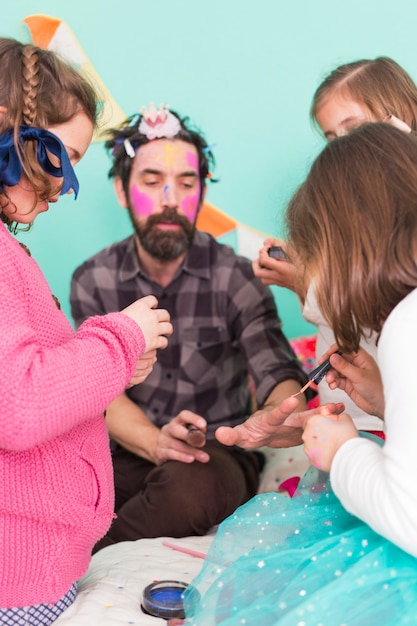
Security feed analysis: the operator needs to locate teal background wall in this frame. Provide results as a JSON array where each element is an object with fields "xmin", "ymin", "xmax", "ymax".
[{"xmin": 2, "ymin": 0, "xmax": 416, "ymax": 337}]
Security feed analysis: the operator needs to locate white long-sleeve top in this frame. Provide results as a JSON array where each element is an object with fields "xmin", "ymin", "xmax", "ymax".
[
  {"xmin": 303, "ymin": 282, "xmax": 383, "ymax": 431},
  {"xmin": 331, "ymin": 288, "xmax": 417, "ymax": 556}
]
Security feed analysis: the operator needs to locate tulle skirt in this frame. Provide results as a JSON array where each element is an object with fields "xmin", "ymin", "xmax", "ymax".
[{"xmin": 183, "ymin": 465, "xmax": 417, "ymax": 625}]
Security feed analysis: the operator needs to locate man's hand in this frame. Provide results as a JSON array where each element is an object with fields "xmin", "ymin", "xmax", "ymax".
[
  {"xmin": 154, "ymin": 410, "xmax": 210, "ymax": 465},
  {"xmin": 215, "ymin": 396, "xmax": 345, "ymax": 449}
]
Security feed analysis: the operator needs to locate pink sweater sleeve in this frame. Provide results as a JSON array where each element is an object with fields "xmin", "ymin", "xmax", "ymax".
[{"xmin": 0, "ymin": 284, "xmax": 146, "ymax": 450}]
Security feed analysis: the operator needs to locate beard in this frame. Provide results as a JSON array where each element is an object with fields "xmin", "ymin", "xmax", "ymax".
[{"xmin": 128, "ymin": 206, "xmax": 196, "ymax": 261}]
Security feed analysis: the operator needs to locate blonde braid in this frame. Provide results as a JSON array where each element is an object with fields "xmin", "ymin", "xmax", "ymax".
[{"xmin": 21, "ymin": 44, "xmax": 40, "ymax": 126}]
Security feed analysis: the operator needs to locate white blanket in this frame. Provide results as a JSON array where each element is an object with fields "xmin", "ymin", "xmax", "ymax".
[{"xmin": 56, "ymin": 445, "xmax": 309, "ymax": 625}]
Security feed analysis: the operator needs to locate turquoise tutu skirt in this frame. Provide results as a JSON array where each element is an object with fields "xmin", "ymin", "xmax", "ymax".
[{"xmin": 183, "ymin": 461, "xmax": 417, "ymax": 625}]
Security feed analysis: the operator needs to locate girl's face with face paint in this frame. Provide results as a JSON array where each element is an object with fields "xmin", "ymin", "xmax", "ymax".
[{"xmin": 128, "ymin": 139, "xmax": 201, "ymax": 227}]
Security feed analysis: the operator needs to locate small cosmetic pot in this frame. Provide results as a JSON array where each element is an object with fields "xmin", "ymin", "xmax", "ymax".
[{"xmin": 141, "ymin": 579, "xmax": 200, "ymax": 620}]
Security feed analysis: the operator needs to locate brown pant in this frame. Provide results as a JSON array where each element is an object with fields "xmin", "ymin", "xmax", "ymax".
[{"xmin": 94, "ymin": 440, "xmax": 262, "ymax": 552}]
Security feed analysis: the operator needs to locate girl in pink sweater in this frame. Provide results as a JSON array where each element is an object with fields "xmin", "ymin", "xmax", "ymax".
[{"xmin": 0, "ymin": 38, "xmax": 172, "ymax": 624}]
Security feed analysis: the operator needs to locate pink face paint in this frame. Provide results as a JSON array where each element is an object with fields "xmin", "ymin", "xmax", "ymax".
[
  {"xmin": 181, "ymin": 186, "xmax": 200, "ymax": 222},
  {"xmin": 186, "ymin": 151, "xmax": 199, "ymax": 171},
  {"xmin": 181, "ymin": 150, "xmax": 200, "ymax": 221},
  {"xmin": 307, "ymin": 447, "xmax": 322, "ymax": 469},
  {"xmin": 130, "ymin": 184, "xmax": 154, "ymax": 217}
]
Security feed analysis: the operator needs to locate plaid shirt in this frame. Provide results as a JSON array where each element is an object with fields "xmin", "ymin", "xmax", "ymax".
[{"xmin": 70, "ymin": 231, "xmax": 309, "ymax": 437}]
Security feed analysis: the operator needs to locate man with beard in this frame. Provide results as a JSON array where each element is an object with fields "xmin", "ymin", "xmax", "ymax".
[{"xmin": 70, "ymin": 104, "xmax": 311, "ymax": 550}]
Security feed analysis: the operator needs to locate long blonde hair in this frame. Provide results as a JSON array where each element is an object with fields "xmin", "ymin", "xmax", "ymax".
[{"xmin": 286, "ymin": 123, "xmax": 417, "ymax": 352}]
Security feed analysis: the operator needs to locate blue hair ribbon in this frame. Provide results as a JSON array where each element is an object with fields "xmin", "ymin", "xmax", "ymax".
[{"xmin": 0, "ymin": 126, "xmax": 79, "ymax": 198}]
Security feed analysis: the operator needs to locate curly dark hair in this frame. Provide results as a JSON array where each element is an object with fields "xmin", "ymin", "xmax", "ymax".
[{"xmin": 105, "ymin": 109, "xmax": 216, "ymax": 201}]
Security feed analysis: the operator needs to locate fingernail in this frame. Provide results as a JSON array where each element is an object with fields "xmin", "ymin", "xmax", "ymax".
[{"xmin": 319, "ymin": 406, "xmax": 331, "ymax": 416}]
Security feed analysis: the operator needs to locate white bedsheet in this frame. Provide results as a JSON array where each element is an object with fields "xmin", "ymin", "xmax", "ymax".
[
  {"xmin": 55, "ymin": 535, "xmax": 214, "ymax": 625},
  {"xmin": 55, "ymin": 445, "xmax": 309, "ymax": 625}
]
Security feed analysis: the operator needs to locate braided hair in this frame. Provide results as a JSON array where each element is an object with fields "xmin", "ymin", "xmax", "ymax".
[{"xmin": 0, "ymin": 38, "xmax": 98, "ymax": 227}]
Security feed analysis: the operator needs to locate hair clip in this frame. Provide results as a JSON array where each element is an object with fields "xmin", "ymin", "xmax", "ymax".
[
  {"xmin": 111, "ymin": 137, "xmax": 124, "ymax": 156},
  {"xmin": 123, "ymin": 138, "xmax": 136, "ymax": 158},
  {"xmin": 202, "ymin": 143, "xmax": 217, "ymax": 154},
  {"xmin": 129, "ymin": 113, "xmax": 140, "ymax": 128},
  {"xmin": 138, "ymin": 102, "xmax": 181, "ymax": 140}
]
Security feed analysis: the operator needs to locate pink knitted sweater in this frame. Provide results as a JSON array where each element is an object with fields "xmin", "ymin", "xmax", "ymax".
[{"xmin": 0, "ymin": 224, "xmax": 146, "ymax": 607}]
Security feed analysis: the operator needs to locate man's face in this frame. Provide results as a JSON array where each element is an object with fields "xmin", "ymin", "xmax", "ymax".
[{"xmin": 126, "ymin": 139, "xmax": 202, "ymax": 261}]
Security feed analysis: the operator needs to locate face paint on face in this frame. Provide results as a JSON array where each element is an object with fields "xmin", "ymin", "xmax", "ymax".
[
  {"xmin": 129, "ymin": 139, "xmax": 201, "ymax": 225},
  {"xmin": 186, "ymin": 151, "xmax": 199, "ymax": 171},
  {"xmin": 130, "ymin": 184, "xmax": 154, "ymax": 217},
  {"xmin": 163, "ymin": 143, "xmax": 177, "ymax": 168},
  {"xmin": 181, "ymin": 186, "xmax": 200, "ymax": 222},
  {"xmin": 163, "ymin": 184, "xmax": 169, "ymax": 204},
  {"xmin": 163, "ymin": 142, "xmax": 197, "ymax": 169},
  {"xmin": 180, "ymin": 150, "xmax": 201, "ymax": 221}
]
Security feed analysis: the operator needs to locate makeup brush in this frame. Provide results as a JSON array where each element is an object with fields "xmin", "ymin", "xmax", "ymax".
[{"xmin": 293, "ymin": 350, "xmax": 342, "ymax": 397}]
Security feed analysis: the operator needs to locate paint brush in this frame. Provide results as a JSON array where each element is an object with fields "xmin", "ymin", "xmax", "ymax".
[
  {"xmin": 162, "ymin": 540, "xmax": 206, "ymax": 560},
  {"xmin": 292, "ymin": 350, "xmax": 342, "ymax": 397}
]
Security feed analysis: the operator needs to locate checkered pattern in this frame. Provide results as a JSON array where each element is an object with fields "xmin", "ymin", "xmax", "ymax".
[
  {"xmin": 71, "ymin": 231, "xmax": 311, "ymax": 438},
  {"xmin": 0, "ymin": 583, "xmax": 77, "ymax": 625}
]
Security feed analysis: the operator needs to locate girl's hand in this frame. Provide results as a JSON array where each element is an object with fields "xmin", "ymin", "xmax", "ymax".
[
  {"xmin": 127, "ymin": 350, "xmax": 157, "ymax": 387},
  {"xmin": 302, "ymin": 408, "xmax": 359, "ymax": 471},
  {"xmin": 252, "ymin": 238, "xmax": 306, "ymax": 299},
  {"xmin": 324, "ymin": 346, "xmax": 384, "ymax": 418},
  {"xmin": 122, "ymin": 294, "xmax": 173, "ymax": 351}
]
